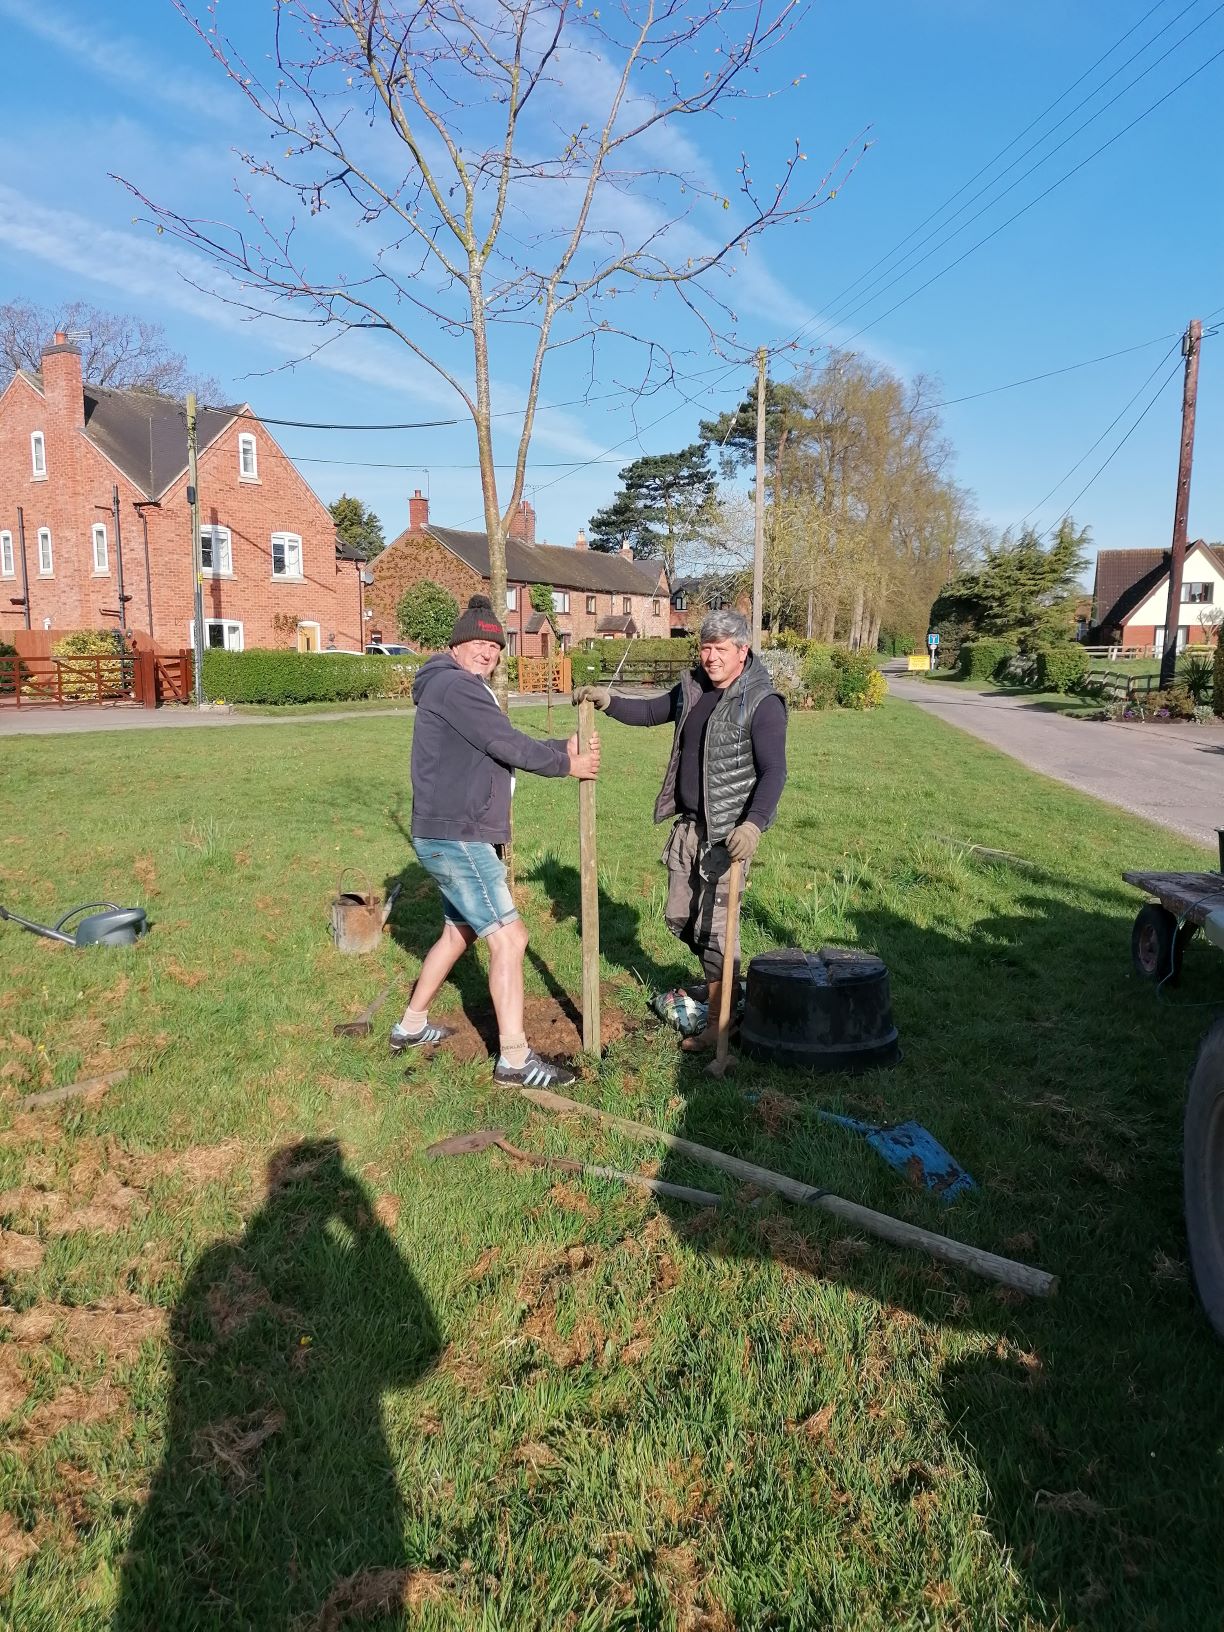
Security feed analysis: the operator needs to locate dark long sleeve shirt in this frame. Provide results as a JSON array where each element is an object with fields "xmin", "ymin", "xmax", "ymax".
[{"xmin": 606, "ymin": 684, "xmax": 787, "ymax": 830}]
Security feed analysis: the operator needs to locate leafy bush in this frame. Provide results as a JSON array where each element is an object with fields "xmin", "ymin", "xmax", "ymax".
[
  {"xmin": 864, "ymin": 669, "xmax": 889, "ymax": 708},
  {"xmin": 1215, "ymin": 642, "xmax": 1224, "ymax": 717},
  {"xmin": 570, "ymin": 651, "xmax": 602, "ymax": 688},
  {"xmin": 931, "ymin": 617, "xmax": 973, "ymax": 670},
  {"xmin": 830, "ymin": 648, "xmax": 878, "ymax": 708},
  {"xmin": 1180, "ymin": 650, "xmax": 1215, "ymax": 706},
  {"xmin": 1034, "ymin": 645, "xmax": 1089, "ymax": 694},
  {"xmin": 529, "ymin": 584, "xmax": 554, "ymax": 614},
  {"xmin": 800, "ymin": 648, "xmax": 838, "ymax": 711},
  {"xmin": 0, "ymin": 639, "xmax": 23, "ymax": 695},
  {"xmin": 396, "ymin": 580, "xmax": 457, "ymax": 649},
  {"xmin": 879, "ymin": 630, "xmax": 917, "ymax": 656},
  {"xmin": 958, "ymin": 639, "xmax": 1013, "ymax": 680},
  {"xmin": 1146, "ymin": 687, "xmax": 1195, "ymax": 721},
  {"xmin": 202, "ymin": 649, "xmax": 401, "ymax": 704},
  {"xmin": 504, "ymin": 656, "xmax": 519, "ymax": 688},
  {"xmin": 50, "ymin": 628, "xmax": 125, "ymax": 699}
]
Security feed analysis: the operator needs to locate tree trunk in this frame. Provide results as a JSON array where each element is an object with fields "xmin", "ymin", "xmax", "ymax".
[
  {"xmin": 849, "ymin": 583, "xmax": 865, "ymax": 652},
  {"xmin": 806, "ymin": 588, "xmax": 814, "ymax": 640}
]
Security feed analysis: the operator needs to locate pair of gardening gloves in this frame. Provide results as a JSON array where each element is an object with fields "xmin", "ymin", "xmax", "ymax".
[{"xmin": 572, "ymin": 685, "xmax": 761, "ymax": 866}]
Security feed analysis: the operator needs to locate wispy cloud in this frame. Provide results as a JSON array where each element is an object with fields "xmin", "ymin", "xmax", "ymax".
[{"xmin": 0, "ymin": 0, "xmax": 233, "ymax": 123}]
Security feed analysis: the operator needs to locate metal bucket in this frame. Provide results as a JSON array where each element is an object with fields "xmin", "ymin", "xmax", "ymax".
[
  {"xmin": 330, "ymin": 870, "xmax": 398, "ymax": 955},
  {"xmin": 740, "ymin": 946, "xmax": 900, "ymax": 1074}
]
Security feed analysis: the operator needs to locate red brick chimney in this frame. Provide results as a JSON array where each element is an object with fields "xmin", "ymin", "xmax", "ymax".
[
  {"xmin": 575, "ymin": 528, "xmax": 588, "ymax": 550},
  {"xmin": 509, "ymin": 499, "xmax": 536, "ymax": 545},
  {"xmin": 408, "ymin": 489, "xmax": 429, "ymax": 533},
  {"xmin": 41, "ymin": 331, "xmax": 84, "ymax": 430}
]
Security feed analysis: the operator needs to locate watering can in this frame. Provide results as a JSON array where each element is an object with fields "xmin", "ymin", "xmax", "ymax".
[
  {"xmin": 329, "ymin": 872, "xmax": 401, "ymax": 954},
  {"xmin": 0, "ymin": 900, "xmax": 149, "ymax": 948}
]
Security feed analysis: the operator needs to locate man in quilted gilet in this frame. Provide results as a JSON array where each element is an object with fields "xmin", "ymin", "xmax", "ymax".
[{"xmin": 575, "ymin": 609, "xmax": 787, "ymax": 1051}]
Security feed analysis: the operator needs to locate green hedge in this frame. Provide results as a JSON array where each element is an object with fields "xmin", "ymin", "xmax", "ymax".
[
  {"xmin": 202, "ymin": 649, "xmax": 405, "ymax": 704},
  {"xmin": 1034, "ymin": 645, "xmax": 1089, "ymax": 694},
  {"xmin": 958, "ymin": 639, "xmax": 1013, "ymax": 680},
  {"xmin": 1214, "ymin": 643, "xmax": 1224, "ymax": 717}
]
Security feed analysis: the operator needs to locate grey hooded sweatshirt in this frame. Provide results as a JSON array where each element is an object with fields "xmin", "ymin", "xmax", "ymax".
[{"xmin": 410, "ymin": 653, "xmax": 571, "ymax": 845}]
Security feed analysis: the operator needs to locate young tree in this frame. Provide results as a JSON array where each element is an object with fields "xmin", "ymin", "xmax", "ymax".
[
  {"xmin": 330, "ymin": 494, "xmax": 387, "ymax": 561},
  {"xmin": 0, "ymin": 298, "xmax": 218, "ymax": 399},
  {"xmin": 397, "ymin": 580, "xmax": 458, "ymax": 648},
  {"xmin": 588, "ymin": 444, "xmax": 716, "ymax": 578},
  {"xmin": 930, "ymin": 520, "xmax": 1089, "ymax": 653},
  {"xmin": 117, "ymin": 0, "xmax": 860, "ymax": 703}
]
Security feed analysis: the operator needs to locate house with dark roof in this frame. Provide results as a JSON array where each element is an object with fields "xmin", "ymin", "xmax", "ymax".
[
  {"xmin": 366, "ymin": 492, "xmax": 671, "ymax": 654},
  {"xmin": 1090, "ymin": 541, "xmax": 1224, "ymax": 653},
  {"xmin": 0, "ymin": 331, "xmax": 366, "ymax": 654},
  {"xmin": 668, "ymin": 571, "xmax": 751, "ymax": 634}
]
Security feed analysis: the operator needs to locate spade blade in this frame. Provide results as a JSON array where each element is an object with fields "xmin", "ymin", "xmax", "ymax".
[{"xmin": 426, "ymin": 1129, "xmax": 506, "ymax": 1158}]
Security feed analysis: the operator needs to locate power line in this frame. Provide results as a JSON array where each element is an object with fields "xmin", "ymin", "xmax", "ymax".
[
  {"xmin": 932, "ymin": 333, "xmax": 1180, "ymax": 408},
  {"xmin": 1019, "ymin": 340, "xmax": 1182, "ymax": 526},
  {"xmin": 289, "ymin": 453, "xmax": 622, "ymax": 470},
  {"xmin": 837, "ymin": 43, "xmax": 1224, "ymax": 350},
  {"xmin": 784, "ymin": 0, "xmax": 1182, "ymax": 348},
  {"xmin": 1056, "ymin": 360, "xmax": 1183, "ymax": 521},
  {"xmin": 803, "ymin": 0, "xmax": 1221, "ymax": 344}
]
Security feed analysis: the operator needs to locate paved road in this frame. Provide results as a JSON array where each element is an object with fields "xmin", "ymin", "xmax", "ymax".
[{"xmin": 888, "ymin": 672, "xmax": 1224, "ymax": 849}]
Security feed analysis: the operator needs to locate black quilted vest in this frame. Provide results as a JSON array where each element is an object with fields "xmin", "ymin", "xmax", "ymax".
[{"xmin": 652, "ymin": 653, "xmax": 778, "ymax": 844}]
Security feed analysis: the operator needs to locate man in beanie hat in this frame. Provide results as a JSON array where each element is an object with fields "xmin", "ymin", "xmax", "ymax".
[{"xmin": 393, "ymin": 594, "xmax": 600, "ymax": 1087}]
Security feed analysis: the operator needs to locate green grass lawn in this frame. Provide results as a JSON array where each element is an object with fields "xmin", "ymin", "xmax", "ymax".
[{"xmin": 2, "ymin": 700, "xmax": 1223, "ymax": 1631}]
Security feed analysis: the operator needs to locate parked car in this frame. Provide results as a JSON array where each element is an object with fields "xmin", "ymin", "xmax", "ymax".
[{"xmin": 365, "ymin": 643, "xmax": 416, "ymax": 657}]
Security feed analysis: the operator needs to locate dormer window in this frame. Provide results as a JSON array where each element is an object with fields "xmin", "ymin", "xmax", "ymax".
[
  {"xmin": 238, "ymin": 433, "xmax": 259, "ymax": 481},
  {"xmin": 31, "ymin": 432, "xmax": 46, "ymax": 478}
]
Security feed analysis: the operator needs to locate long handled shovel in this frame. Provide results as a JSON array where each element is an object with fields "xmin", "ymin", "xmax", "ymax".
[
  {"xmin": 426, "ymin": 1128, "xmax": 723, "ymax": 1207},
  {"xmin": 706, "ymin": 858, "xmax": 743, "ymax": 1079}
]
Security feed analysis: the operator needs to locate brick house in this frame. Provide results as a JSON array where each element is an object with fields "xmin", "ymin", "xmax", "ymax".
[
  {"xmin": 1090, "ymin": 541, "xmax": 1224, "ymax": 653},
  {"xmin": 367, "ymin": 492, "xmax": 671, "ymax": 654},
  {"xmin": 0, "ymin": 332, "xmax": 366, "ymax": 654},
  {"xmin": 669, "ymin": 572, "xmax": 751, "ymax": 635}
]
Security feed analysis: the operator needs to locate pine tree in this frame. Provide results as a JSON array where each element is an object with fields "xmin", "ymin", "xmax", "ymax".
[
  {"xmin": 330, "ymin": 495, "xmax": 387, "ymax": 562},
  {"xmin": 587, "ymin": 445, "xmax": 715, "ymax": 578}
]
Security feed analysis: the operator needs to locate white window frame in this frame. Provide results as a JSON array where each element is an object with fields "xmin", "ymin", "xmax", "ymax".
[
  {"xmin": 271, "ymin": 530, "xmax": 304, "ymax": 579},
  {"xmin": 91, "ymin": 523, "xmax": 109, "ymax": 575},
  {"xmin": 506, "ymin": 586, "xmax": 518, "ymax": 612},
  {"xmin": 622, "ymin": 597, "xmax": 632, "ymax": 616},
  {"xmin": 30, "ymin": 431, "xmax": 46, "ymax": 478},
  {"xmin": 238, "ymin": 433, "xmax": 259, "ymax": 481},
  {"xmin": 652, "ymin": 599, "xmax": 661, "ymax": 616},
  {"xmin": 551, "ymin": 590, "xmax": 570, "ymax": 614},
  {"xmin": 37, "ymin": 527, "xmax": 53, "ymax": 576},
  {"xmin": 200, "ymin": 525, "xmax": 233, "ymax": 577},
  {"xmin": 0, "ymin": 532, "xmax": 13, "ymax": 578},
  {"xmin": 585, "ymin": 595, "xmax": 597, "ymax": 615},
  {"xmin": 189, "ymin": 619, "xmax": 244, "ymax": 652}
]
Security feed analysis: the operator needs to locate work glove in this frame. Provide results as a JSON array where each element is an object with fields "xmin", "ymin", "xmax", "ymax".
[
  {"xmin": 725, "ymin": 822, "xmax": 761, "ymax": 866},
  {"xmin": 571, "ymin": 685, "xmax": 612, "ymax": 711}
]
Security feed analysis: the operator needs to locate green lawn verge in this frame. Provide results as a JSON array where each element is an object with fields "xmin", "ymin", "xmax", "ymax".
[{"xmin": 1, "ymin": 701, "xmax": 1221, "ymax": 1630}]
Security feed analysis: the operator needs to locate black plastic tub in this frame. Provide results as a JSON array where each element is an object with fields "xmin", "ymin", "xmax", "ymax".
[{"xmin": 740, "ymin": 946, "xmax": 900, "ymax": 1073}]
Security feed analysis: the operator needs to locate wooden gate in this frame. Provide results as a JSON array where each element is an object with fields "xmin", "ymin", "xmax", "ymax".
[{"xmin": 518, "ymin": 655, "xmax": 572, "ymax": 694}]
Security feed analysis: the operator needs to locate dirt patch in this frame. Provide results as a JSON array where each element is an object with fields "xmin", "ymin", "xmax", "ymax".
[
  {"xmin": 373, "ymin": 1194, "xmax": 400, "ymax": 1230},
  {"xmin": 432, "ymin": 995, "xmax": 628, "ymax": 1064},
  {"xmin": 0, "ymin": 1297, "xmax": 165, "ymax": 1365},
  {"xmin": 0, "ymin": 1349, "xmax": 30, "ymax": 1418},
  {"xmin": 547, "ymin": 1180, "xmax": 599, "ymax": 1220},
  {"xmin": 155, "ymin": 1139, "xmax": 250, "ymax": 1187},
  {"xmin": 207, "ymin": 1264, "xmax": 300, "ymax": 1341},
  {"xmin": 0, "ymin": 1230, "xmax": 44, "ymax": 1275},
  {"xmin": 51, "ymin": 1172, "xmax": 145, "ymax": 1236},
  {"xmin": 314, "ymin": 1567, "xmax": 451, "ymax": 1628},
  {"xmin": 193, "ymin": 1407, "xmax": 285, "ymax": 1491},
  {"xmin": 132, "ymin": 856, "xmax": 160, "ymax": 897},
  {"xmin": 0, "ymin": 1511, "xmax": 42, "ymax": 1579},
  {"xmin": 754, "ymin": 1215, "xmax": 823, "ymax": 1279},
  {"xmin": 0, "ymin": 1186, "xmax": 67, "ymax": 1225},
  {"xmin": 754, "ymin": 1090, "xmax": 801, "ymax": 1136},
  {"xmin": 653, "ymin": 1545, "xmax": 733, "ymax": 1632},
  {"xmin": 18, "ymin": 1384, "xmax": 123, "ymax": 1446}
]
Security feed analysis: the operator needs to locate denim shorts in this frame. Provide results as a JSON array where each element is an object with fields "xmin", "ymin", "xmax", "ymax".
[{"xmin": 411, "ymin": 838, "xmax": 519, "ymax": 938}]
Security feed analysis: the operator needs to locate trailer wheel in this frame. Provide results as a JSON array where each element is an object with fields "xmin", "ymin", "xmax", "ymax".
[
  {"xmin": 1131, "ymin": 904, "xmax": 1190, "ymax": 985},
  {"xmin": 1185, "ymin": 1019, "xmax": 1224, "ymax": 1342}
]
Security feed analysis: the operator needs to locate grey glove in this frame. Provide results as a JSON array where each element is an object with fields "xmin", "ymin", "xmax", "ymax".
[
  {"xmin": 572, "ymin": 685, "xmax": 612, "ymax": 711},
  {"xmin": 725, "ymin": 822, "xmax": 761, "ymax": 865}
]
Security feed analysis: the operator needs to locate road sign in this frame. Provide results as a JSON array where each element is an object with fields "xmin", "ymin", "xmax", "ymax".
[{"xmin": 927, "ymin": 632, "xmax": 940, "ymax": 648}]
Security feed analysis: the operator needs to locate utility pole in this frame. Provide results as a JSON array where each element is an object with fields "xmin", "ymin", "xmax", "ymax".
[
  {"xmin": 15, "ymin": 506, "xmax": 30, "ymax": 630},
  {"xmin": 111, "ymin": 486, "xmax": 130, "ymax": 639},
  {"xmin": 1159, "ymin": 318, "xmax": 1201, "ymax": 690},
  {"xmin": 185, "ymin": 394, "xmax": 205, "ymax": 705},
  {"xmin": 752, "ymin": 346, "xmax": 766, "ymax": 654}
]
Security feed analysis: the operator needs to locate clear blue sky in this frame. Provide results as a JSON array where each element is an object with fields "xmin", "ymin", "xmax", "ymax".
[{"xmin": 1, "ymin": 0, "xmax": 1220, "ymax": 575}]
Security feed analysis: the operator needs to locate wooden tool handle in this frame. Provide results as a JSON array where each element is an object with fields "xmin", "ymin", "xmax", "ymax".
[
  {"xmin": 521, "ymin": 1088, "xmax": 1057, "ymax": 1299},
  {"xmin": 578, "ymin": 698, "xmax": 600, "ymax": 1054},
  {"xmin": 712, "ymin": 858, "xmax": 743, "ymax": 1069}
]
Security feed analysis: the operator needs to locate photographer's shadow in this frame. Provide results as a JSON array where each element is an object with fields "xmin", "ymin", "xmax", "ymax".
[{"xmin": 113, "ymin": 1141, "xmax": 440, "ymax": 1631}]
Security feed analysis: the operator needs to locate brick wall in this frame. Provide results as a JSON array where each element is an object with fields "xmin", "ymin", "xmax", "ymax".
[
  {"xmin": 0, "ymin": 358, "xmax": 357, "ymax": 652},
  {"xmin": 366, "ymin": 533, "xmax": 484, "ymax": 645}
]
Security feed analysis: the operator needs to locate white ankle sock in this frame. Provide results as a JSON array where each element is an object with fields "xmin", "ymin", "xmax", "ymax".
[
  {"xmin": 401, "ymin": 1007, "xmax": 429, "ymax": 1034},
  {"xmin": 499, "ymin": 1033, "xmax": 529, "ymax": 1069}
]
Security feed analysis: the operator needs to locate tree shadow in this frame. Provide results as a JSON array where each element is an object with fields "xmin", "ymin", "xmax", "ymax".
[
  {"xmin": 113, "ymin": 1140, "xmax": 441, "ymax": 1631},
  {"xmin": 647, "ymin": 883, "xmax": 1224, "ymax": 1627},
  {"xmin": 525, "ymin": 850, "xmax": 689, "ymax": 996}
]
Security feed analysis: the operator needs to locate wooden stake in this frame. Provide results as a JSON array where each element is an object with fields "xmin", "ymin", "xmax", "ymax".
[
  {"xmin": 19, "ymin": 1068, "xmax": 129, "ymax": 1111},
  {"xmin": 521, "ymin": 1088, "xmax": 1057, "ymax": 1298},
  {"xmin": 578, "ymin": 697, "xmax": 600, "ymax": 1053}
]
